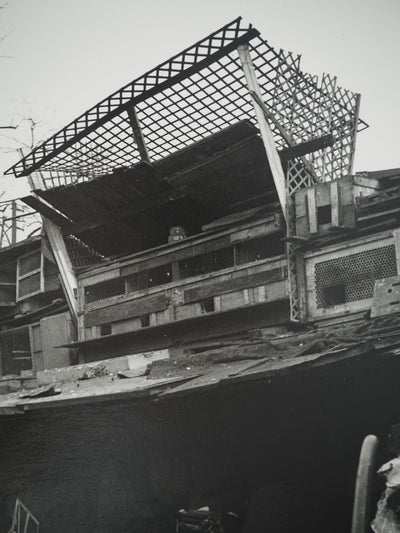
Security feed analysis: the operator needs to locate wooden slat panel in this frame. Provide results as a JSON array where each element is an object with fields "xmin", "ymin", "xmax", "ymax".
[
  {"xmin": 85, "ymin": 293, "xmax": 168, "ymax": 327},
  {"xmin": 120, "ymin": 235, "xmax": 231, "ymax": 277},
  {"xmin": 183, "ymin": 267, "xmax": 284, "ymax": 303}
]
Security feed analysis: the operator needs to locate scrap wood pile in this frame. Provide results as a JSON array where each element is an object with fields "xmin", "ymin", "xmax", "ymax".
[{"xmin": 149, "ymin": 312, "xmax": 400, "ymax": 378}]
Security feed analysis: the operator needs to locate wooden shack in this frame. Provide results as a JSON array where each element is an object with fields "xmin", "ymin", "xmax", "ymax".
[{"xmin": 1, "ymin": 16, "xmax": 400, "ymax": 533}]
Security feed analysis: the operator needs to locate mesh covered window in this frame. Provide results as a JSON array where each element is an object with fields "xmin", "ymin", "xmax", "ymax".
[{"xmin": 314, "ymin": 244, "xmax": 397, "ymax": 309}]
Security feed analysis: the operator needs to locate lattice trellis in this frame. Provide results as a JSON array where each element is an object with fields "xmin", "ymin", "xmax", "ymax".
[
  {"xmin": 5, "ymin": 17, "xmax": 367, "ymax": 189},
  {"xmin": 285, "ymin": 159, "xmax": 320, "ymax": 322}
]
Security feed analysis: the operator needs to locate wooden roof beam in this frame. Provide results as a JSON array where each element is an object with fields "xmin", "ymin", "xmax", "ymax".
[{"xmin": 237, "ymin": 43, "xmax": 287, "ymax": 220}]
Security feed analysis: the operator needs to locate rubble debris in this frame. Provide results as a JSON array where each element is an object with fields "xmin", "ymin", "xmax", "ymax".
[
  {"xmin": 20, "ymin": 385, "xmax": 61, "ymax": 399},
  {"xmin": 78, "ymin": 363, "xmax": 108, "ymax": 380},
  {"xmin": 177, "ymin": 507, "xmax": 239, "ymax": 533}
]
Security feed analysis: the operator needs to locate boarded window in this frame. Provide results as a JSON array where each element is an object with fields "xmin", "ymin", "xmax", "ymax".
[
  {"xmin": 17, "ymin": 250, "xmax": 42, "ymax": 300},
  {"xmin": 0, "ymin": 326, "xmax": 32, "ymax": 376}
]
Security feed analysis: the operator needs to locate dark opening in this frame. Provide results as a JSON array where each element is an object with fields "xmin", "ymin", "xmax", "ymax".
[
  {"xmin": 100, "ymin": 324, "xmax": 112, "ymax": 336},
  {"xmin": 85, "ymin": 278, "xmax": 126, "ymax": 304},
  {"xmin": 126, "ymin": 264, "xmax": 172, "ymax": 292},
  {"xmin": 235, "ymin": 234, "xmax": 285, "ymax": 265},
  {"xmin": 200, "ymin": 298, "xmax": 215, "ymax": 313},
  {"xmin": 323, "ymin": 284, "xmax": 346, "ymax": 306},
  {"xmin": 179, "ymin": 247, "xmax": 234, "ymax": 279},
  {"xmin": 140, "ymin": 314, "xmax": 150, "ymax": 328},
  {"xmin": 0, "ymin": 327, "xmax": 32, "ymax": 376},
  {"xmin": 317, "ymin": 204, "xmax": 332, "ymax": 225}
]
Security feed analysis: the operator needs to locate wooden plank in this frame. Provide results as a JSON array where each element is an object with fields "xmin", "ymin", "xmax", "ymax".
[
  {"xmin": 330, "ymin": 181, "xmax": 340, "ymax": 227},
  {"xmin": 85, "ymin": 293, "xmax": 168, "ymax": 327},
  {"xmin": 126, "ymin": 106, "xmax": 150, "ymax": 162},
  {"xmin": 183, "ymin": 267, "xmax": 284, "ymax": 303},
  {"xmin": 394, "ymin": 229, "xmax": 400, "ymax": 274},
  {"xmin": 353, "ymin": 176, "xmax": 381, "ymax": 190},
  {"xmin": 280, "ymin": 134, "xmax": 334, "ymax": 160},
  {"xmin": 307, "ymin": 188, "xmax": 318, "ymax": 234},
  {"xmin": 120, "ymin": 235, "xmax": 231, "ymax": 278},
  {"xmin": 21, "ymin": 196, "xmax": 72, "ymax": 227},
  {"xmin": 230, "ymin": 220, "xmax": 281, "ymax": 243},
  {"xmin": 371, "ymin": 275, "xmax": 400, "ymax": 318},
  {"xmin": 43, "ymin": 219, "xmax": 78, "ymax": 325},
  {"xmin": 237, "ymin": 43, "xmax": 287, "ymax": 219}
]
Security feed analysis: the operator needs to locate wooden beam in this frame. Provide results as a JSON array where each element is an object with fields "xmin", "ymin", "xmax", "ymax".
[
  {"xmin": 42, "ymin": 219, "xmax": 78, "ymax": 327},
  {"xmin": 127, "ymin": 106, "xmax": 150, "ymax": 162},
  {"xmin": 183, "ymin": 267, "xmax": 284, "ymax": 304},
  {"xmin": 280, "ymin": 134, "xmax": 334, "ymax": 160},
  {"xmin": 237, "ymin": 44, "xmax": 287, "ymax": 219},
  {"xmin": 21, "ymin": 195, "xmax": 72, "ymax": 227},
  {"xmin": 249, "ymin": 90, "xmax": 320, "ymax": 182}
]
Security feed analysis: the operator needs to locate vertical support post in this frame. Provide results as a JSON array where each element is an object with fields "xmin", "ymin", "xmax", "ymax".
[
  {"xmin": 237, "ymin": 43, "xmax": 287, "ymax": 220},
  {"xmin": 348, "ymin": 93, "xmax": 361, "ymax": 175},
  {"xmin": 127, "ymin": 106, "xmax": 150, "ymax": 163},
  {"xmin": 11, "ymin": 200, "xmax": 17, "ymax": 245},
  {"xmin": 307, "ymin": 188, "xmax": 318, "ymax": 234},
  {"xmin": 330, "ymin": 181, "xmax": 340, "ymax": 227}
]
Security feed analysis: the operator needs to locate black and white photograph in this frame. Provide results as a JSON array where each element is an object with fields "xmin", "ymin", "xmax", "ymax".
[{"xmin": 0, "ymin": 1, "xmax": 399, "ymax": 531}]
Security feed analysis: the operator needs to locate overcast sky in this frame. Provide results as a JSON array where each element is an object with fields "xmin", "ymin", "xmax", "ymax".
[{"xmin": 0, "ymin": 0, "xmax": 399, "ymax": 200}]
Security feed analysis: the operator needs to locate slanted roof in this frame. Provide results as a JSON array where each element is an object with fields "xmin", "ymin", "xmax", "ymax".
[{"xmin": 22, "ymin": 121, "xmax": 279, "ymax": 256}]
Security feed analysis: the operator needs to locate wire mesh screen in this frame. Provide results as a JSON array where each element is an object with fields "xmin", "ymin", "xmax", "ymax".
[
  {"xmin": 6, "ymin": 18, "xmax": 367, "ymax": 189},
  {"xmin": 314, "ymin": 244, "xmax": 397, "ymax": 309}
]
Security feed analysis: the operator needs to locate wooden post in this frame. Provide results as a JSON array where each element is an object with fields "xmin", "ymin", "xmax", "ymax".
[
  {"xmin": 42, "ymin": 218, "xmax": 78, "ymax": 327},
  {"xmin": 237, "ymin": 44, "xmax": 287, "ymax": 220},
  {"xmin": 127, "ymin": 106, "xmax": 150, "ymax": 163},
  {"xmin": 307, "ymin": 188, "xmax": 318, "ymax": 234},
  {"xmin": 11, "ymin": 200, "xmax": 17, "ymax": 245},
  {"xmin": 330, "ymin": 181, "xmax": 340, "ymax": 227}
]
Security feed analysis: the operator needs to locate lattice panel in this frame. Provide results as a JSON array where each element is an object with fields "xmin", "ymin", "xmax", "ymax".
[
  {"xmin": 136, "ymin": 52, "xmax": 254, "ymax": 162},
  {"xmin": 5, "ymin": 18, "xmax": 367, "ymax": 189}
]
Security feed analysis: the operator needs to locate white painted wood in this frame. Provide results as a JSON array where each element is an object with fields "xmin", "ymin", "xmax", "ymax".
[
  {"xmin": 237, "ymin": 43, "xmax": 287, "ymax": 219},
  {"xmin": 330, "ymin": 181, "xmax": 340, "ymax": 227},
  {"xmin": 307, "ymin": 188, "xmax": 318, "ymax": 234},
  {"xmin": 394, "ymin": 229, "xmax": 400, "ymax": 274}
]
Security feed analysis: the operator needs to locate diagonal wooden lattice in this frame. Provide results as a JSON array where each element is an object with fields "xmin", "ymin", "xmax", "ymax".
[{"xmin": 6, "ymin": 18, "xmax": 367, "ymax": 189}]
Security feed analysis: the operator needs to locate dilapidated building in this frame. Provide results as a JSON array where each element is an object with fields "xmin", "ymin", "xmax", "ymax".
[{"xmin": 0, "ymin": 17, "xmax": 400, "ymax": 533}]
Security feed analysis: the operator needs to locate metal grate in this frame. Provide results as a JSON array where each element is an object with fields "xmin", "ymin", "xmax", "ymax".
[{"xmin": 315, "ymin": 245, "xmax": 397, "ymax": 308}]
